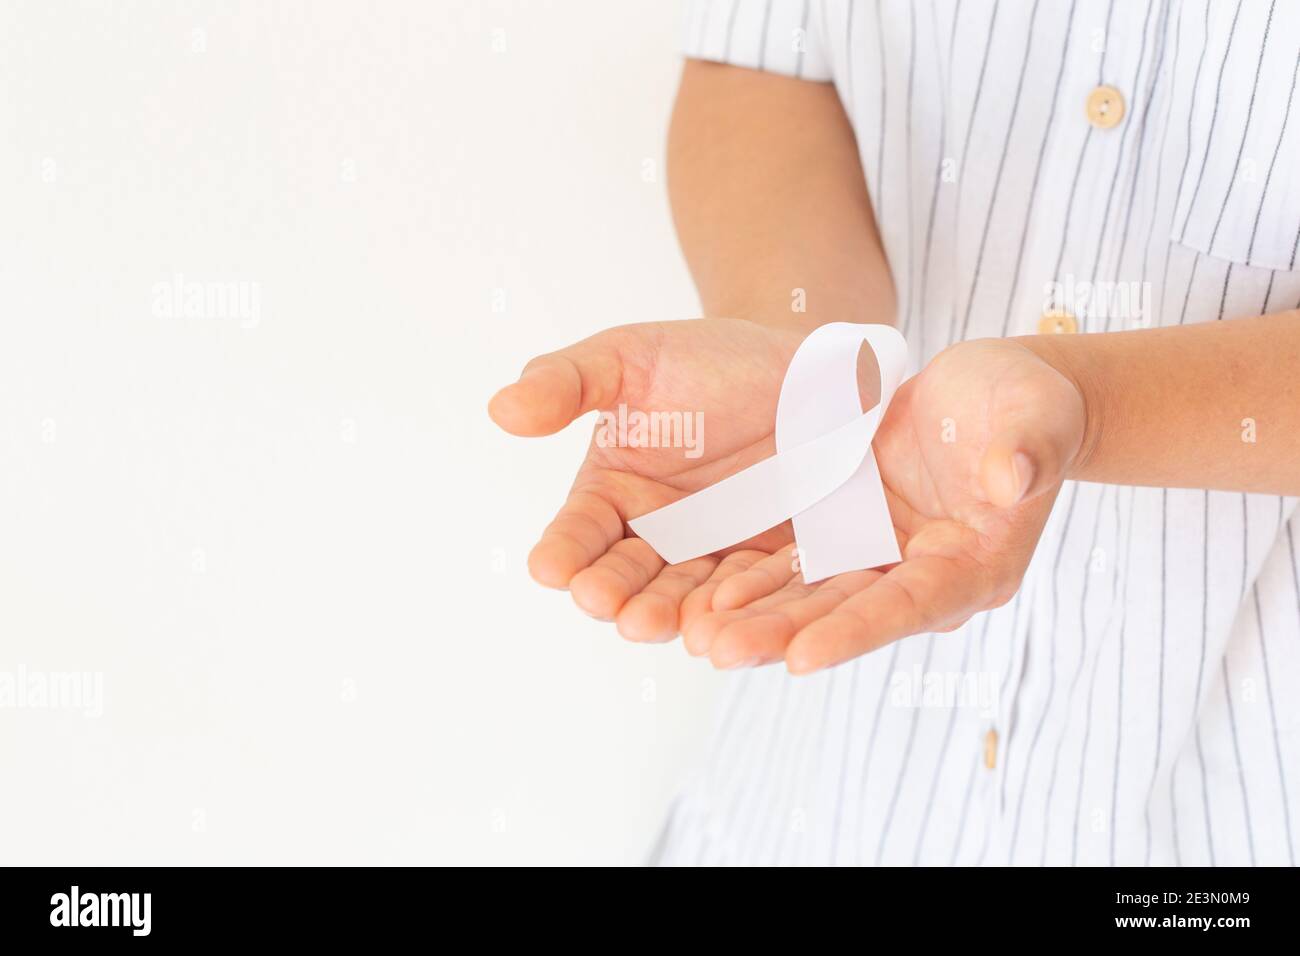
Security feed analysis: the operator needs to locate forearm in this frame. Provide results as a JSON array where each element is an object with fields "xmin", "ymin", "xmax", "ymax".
[
  {"xmin": 1019, "ymin": 310, "xmax": 1300, "ymax": 495},
  {"xmin": 668, "ymin": 60, "xmax": 894, "ymax": 333}
]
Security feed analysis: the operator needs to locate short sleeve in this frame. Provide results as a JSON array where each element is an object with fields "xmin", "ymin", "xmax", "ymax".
[{"xmin": 681, "ymin": 0, "xmax": 832, "ymax": 82}]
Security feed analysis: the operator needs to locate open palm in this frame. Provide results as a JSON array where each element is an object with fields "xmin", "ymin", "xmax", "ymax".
[
  {"xmin": 489, "ymin": 318, "xmax": 804, "ymax": 638},
  {"xmin": 682, "ymin": 337, "xmax": 1086, "ymax": 672}
]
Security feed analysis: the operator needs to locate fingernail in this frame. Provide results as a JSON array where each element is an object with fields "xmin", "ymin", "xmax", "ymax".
[
  {"xmin": 717, "ymin": 656, "xmax": 760, "ymax": 670},
  {"xmin": 1011, "ymin": 452, "xmax": 1035, "ymax": 503},
  {"xmin": 785, "ymin": 656, "xmax": 822, "ymax": 676},
  {"xmin": 681, "ymin": 624, "xmax": 710, "ymax": 657}
]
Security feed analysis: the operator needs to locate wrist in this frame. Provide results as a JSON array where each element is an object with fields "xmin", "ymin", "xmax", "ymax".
[{"xmin": 1013, "ymin": 332, "xmax": 1108, "ymax": 481}]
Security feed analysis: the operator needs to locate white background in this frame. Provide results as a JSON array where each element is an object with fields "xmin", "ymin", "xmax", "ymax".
[{"xmin": 0, "ymin": 0, "xmax": 720, "ymax": 865}]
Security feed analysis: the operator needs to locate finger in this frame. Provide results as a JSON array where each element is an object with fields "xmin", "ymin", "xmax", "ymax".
[
  {"xmin": 683, "ymin": 563, "xmax": 815, "ymax": 667},
  {"xmin": 785, "ymin": 552, "xmax": 991, "ymax": 674},
  {"xmin": 615, "ymin": 556, "xmax": 718, "ymax": 643},
  {"xmin": 710, "ymin": 544, "xmax": 799, "ymax": 611},
  {"xmin": 979, "ymin": 396, "xmax": 1082, "ymax": 508},
  {"xmin": 488, "ymin": 330, "xmax": 626, "ymax": 437},
  {"xmin": 527, "ymin": 490, "xmax": 625, "ymax": 589},
  {"xmin": 707, "ymin": 570, "xmax": 878, "ymax": 669},
  {"xmin": 679, "ymin": 550, "xmax": 765, "ymax": 656},
  {"xmin": 569, "ymin": 537, "xmax": 665, "ymax": 621}
]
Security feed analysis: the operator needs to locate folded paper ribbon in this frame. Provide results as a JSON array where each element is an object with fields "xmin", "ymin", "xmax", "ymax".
[{"xmin": 628, "ymin": 322, "xmax": 909, "ymax": 584}]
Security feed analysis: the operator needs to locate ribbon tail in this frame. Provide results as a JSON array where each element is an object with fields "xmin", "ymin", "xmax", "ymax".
[{"xmin": 793, "ymin": 446, "xmax": 900, "ymax": 584}]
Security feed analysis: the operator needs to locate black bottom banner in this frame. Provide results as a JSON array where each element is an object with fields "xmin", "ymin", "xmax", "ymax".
[{"xmin": 0, "ymin": 865, "xmax": 1286, "ymax": 943}]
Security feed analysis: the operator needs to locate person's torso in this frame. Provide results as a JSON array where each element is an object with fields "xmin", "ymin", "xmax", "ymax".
[{"xmin": 659, "ymin": 0, "xmax": 1300, "ymax": 866}]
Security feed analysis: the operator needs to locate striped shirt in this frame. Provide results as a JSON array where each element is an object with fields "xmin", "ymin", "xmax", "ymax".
[{"xmin": 653, "ymin": 0, "xmax": 1300, "ymax": 866}]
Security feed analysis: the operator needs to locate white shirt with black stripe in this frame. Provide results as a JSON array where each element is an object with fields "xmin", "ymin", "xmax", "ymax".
[{"xmin": 653, "ymin": 0, "xmax": 1300, "ymax": 866}]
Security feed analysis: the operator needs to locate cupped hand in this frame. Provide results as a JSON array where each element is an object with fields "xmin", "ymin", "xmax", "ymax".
[
  {"xmin": 488, "ymin": 318, "xmax": 805, "ymax": 642},
  {"xmin": 685, "ymin": 336, "xmax": 1088, "ymax": 673}
]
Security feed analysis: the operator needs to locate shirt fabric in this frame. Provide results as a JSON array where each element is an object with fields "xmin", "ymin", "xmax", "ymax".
[{"xmin": 654, "ymin": 0, "xmax": 1300, "ymax": 866}]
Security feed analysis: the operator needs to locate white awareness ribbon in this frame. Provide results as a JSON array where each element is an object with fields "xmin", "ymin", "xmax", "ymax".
[{"xmin": 629, "ymin": 322, "xmax": 910, "ymax": 584}]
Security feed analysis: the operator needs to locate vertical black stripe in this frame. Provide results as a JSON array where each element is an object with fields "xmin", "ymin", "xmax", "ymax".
[
  {"xmin": 1072, "ymin": 593, "xmax": 1108, "ymax": 864},
  {"xmin": 1007, "ymin": 481, "xmax": 1080, "ymax": 863},
  {"xmin": 769, "ymin": 671, "xmax": 832, "ymax": 863},
  {"xmin": 704, "ymin": 675, "xmax": 749, "ymax": 782},
  {"xmin": 1177, "ymin": 252, "xmax": 1202, "ymax": 325},
  {"xmin": 1143, "ymin": 486, "xmax": 1167, "ymax": 866},
  {"xmin": 758, "ymin": 679, "xmax": 819, "ymax": 864},
  {"xmin": 757, "ymin": 0, "xmax": 773, "ymax": 70},
  {"xmin": 983, "ymin": 589, "xmax": 1030, "ymax": 865},
  {"xmin": 1158, "ymin": 1, "xmax": 1211, "ymax": 322},
  {"xmin": 914, "ymin": 0, "xmax": 961, "ymax": 359},
  {"xmin": 1074, "ymin": 485, "xmax": 1131, "ymax": 864},
  {"xmin": 1040, "ymin": 485, "xmax": 1110, "ymax": 863},
  {"xmin": 1288, "ymin": 520, "xmax": 1300, "ymax": 635},
  {"xmin": 1249, "ymin": 51, "xmax": 1300, "ymax": 262},
  {"xmin": 998, "ymin": 0, "xmax": 1079, "ymax": 337},
  {"xmin": 1044, "ymin": 0, "xmax": 1116, "ymax": 315},
  {"xmin": 900, "ymin": 0, "xmax": 918, "ymax": 339},
  {"xmin": 1106, "ymin": 0, "xmax": 1175, "ymax": 323},
  {"xmin": 1291, "ymin": 206, "xmax": 1300, "ymax": 271},
  {"xmin": 697, "ymin": 0, "xmax": 713, "ymax": 53},
  {"xmin": 949, "ymin": 746, "xmax": 985, "ymax": 865},
  {"xmin": 849, "ymin": 641, "xmax": 901, "ymax": 865},
  {"xmin": 995, "ymin": 589, "xmax": 1029, "ymax": 815},
  {"xmin": 948, "ymin": 0, "xmax": 1006, "ymax": 343},
  {"xmin": 1194, "ymin": 490, "xmax": 1216, "ymax": 863},
  {"xmin": 795, "ymin": 0, "xmax": 810, "ymax": 78},
  {"xmin": 982, "ymin": 590, "xmax": 1031, "ymax": 865},
  {"xmin": 721, "ymin": 0, "xmax": 740, "ymax": 61},
  {"xmin": 693, "ymin": 673, "xmax": 753, "ymax": 864},
  {"xmin": 1239, "ymin": 495, "xmax": 1249, "ymax": 621},
  {"xmin": 826, "ymin": 661, "xmax": 860, "ymax": 864},
  {"xmin": 914, "ymin": 617, "xmax": 987, "ymax": 863},
  {"xmin": 1217, "ymin": 261, "xmax": 1234, "ymax": 321},
  {"xmin": 1251, "ymin": 582, "xmax": 1296, "ymax": 865},
  {"xmin": 1109, "ymin": 486, "xmax": 1138, "ymax": 865},
  {"xmin": 1176, "ymin": 0, "xmax": 1245, "ymax": 243},
  {"xmin": 876, "ymin": 633, "xmax": 934, "ymax": 863},
  {"xmin": 1110, "ymin": 620, "xmax": 1126, "ymax": 865},
  {"xmin": 1082, "ymin": 0, "xmax": 1156, "ymax": 332},
  {"xmin": 731, "ymin": 675, "xmax": 790, "ymax": 861},
  {"xmin": 1221, "ymin": 653, "xmax": 1257, "ymax": 864},
  {"xmin": 755, "ymin": 682, "xmax": 810, "ymax": 866},
  {"xmin": 644, "ymin": 797, "xmax": 677, "ymax": 866},
  {"xmin": 955, "ymin": 0, "xmax": 1039, "ymax": 345},
  {"xmin": 1205, "ymin": 1, "xmax": 1276, "ymax": 255}
]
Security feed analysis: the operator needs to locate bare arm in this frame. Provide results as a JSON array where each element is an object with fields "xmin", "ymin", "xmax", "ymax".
[
  {"xmin": 668, "ymin": 60, "xmax": 895, "ymax": 332},
  {"xmin": 1022, "ymin": 311, "xmax": 1300, "ymax": 496}
]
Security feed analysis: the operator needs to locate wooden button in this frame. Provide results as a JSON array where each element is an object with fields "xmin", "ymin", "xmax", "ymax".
[
  {"xmin": 1086, "ymin": 85, "xmax": 1125, "ymax": 129},
  {"xmin": 1038, "ymin": 310, "xmax": 1078, "ymax": 335},
  {"xmin": 984, "ymin": 728, "xmax": 998, "ymax": 770}
]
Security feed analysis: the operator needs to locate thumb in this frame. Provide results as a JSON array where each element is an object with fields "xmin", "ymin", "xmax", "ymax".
[
  {"xmin": 978, "ymin": 409, "xmax": 1081, "ymax": 509},
  {"xmin": 487, "ymin": 329, "xmax": 626, "ymax": 437}
]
